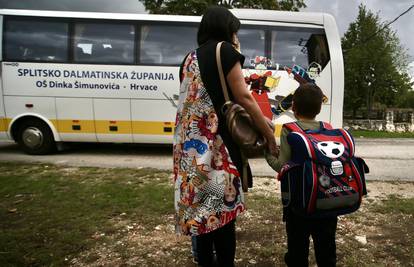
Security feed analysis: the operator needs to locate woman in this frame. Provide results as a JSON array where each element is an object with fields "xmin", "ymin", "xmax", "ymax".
[{"xmin": 173, "ymin": 6, "xmax": 278, "ymax": 266}]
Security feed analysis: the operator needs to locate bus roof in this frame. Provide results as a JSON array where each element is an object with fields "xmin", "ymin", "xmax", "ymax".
[
  {"xmin": 231, "ymin": 9, "xmax": 324, "ymax": 25},
  {"xmin": 0, "ymin": 8, "xmax": 327, "ymax": 25}
]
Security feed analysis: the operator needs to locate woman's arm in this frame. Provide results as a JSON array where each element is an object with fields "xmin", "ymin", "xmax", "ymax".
[{"xmin": 226, "ymin": 61, "xmax": 278, "ymax": 156}]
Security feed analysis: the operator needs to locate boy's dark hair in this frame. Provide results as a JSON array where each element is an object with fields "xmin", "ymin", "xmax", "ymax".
[
  {"xmin": 197, "ymin": 6, "xmax": 240, "ymax": 46},
  {"xmin": 292, "ymin": 83, "xmax": 323, "ymax": 118}
]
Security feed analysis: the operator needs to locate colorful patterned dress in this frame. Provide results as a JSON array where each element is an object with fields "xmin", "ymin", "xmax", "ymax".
[{"xmin": 173, "ymin": 50, "xmax": 245, "ymax": 236}]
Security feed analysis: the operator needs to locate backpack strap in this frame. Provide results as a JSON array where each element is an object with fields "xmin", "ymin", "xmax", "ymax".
[
  {"xmin": 277, "ymin": 161, "xmax": 300, "ymax": 181},
  {"xmin": 284, "ymin": 122, "xmax": 319, "ymax": 213},
  {"xmin": 284, "ymin": 122, "xmax": 305, "ymax": 134},
  {"xmin": 285, "ymin": 122, "xmax": 316, "ymax": 160},
  {"xmin": 338, "ymin": 129, "xmax": 355, "ymax": 157},
  {"xmin": 286, "ymin": 121, "xmax": 333, "ymax": 132},
  {"xmin": 320, "ymin": 121, "xmax": 333, "ymax": 130}
]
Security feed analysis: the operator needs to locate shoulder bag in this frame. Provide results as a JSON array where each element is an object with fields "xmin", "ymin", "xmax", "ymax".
[{"xmin": 215, "ymin": 42, "xmax": 273, "ymax": 191}]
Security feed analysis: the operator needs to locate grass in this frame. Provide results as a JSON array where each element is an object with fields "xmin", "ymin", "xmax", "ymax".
[
  {"xmin": 372, "ymin": 194, "xmax": 414, "ymax": 214},
  {"xmin": 0, "ymin": 163, "xmax": 173, "ymax": 266},
  {"xmin": 236, "ymin": 194, "xmax": 286, "ymax": 266},
  {"xmin": 0, "ymin": 162, "xmax": 413, "ymax": 266},
  {"xmin": 350, "ymin": 130, "xmax": 414, "ymax": 138}
]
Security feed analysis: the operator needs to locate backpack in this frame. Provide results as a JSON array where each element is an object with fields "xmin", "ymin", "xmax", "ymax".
[{"xmin": 277, "ymin": 121, "xmax": 369, "ymax": 218}]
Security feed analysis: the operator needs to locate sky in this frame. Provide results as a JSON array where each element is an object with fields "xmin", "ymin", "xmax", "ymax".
[
  {"xmin": 0, "ymin": 0, "xmax": 413, "ymax": 77},
  {"xmin": 303, "ymin": 0, "xmax": 414, "ymax": 80}
]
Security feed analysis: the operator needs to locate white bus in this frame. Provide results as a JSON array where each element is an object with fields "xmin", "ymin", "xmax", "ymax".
[{"xmin": 0, "ymin": 8, "xmax": 344, "ymax": 154}]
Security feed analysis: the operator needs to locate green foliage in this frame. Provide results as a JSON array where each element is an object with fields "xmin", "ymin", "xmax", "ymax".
[
  {"xmin": 140, "ymin": 0, "xmax": 306, "ymax": 15},
  {"xmin": 397, "ymin": 88, "xmax": 414, "ymax": 109},
  {"xmin": 342, "ymin": 4, "xmax": 413, "ymax": 118}
]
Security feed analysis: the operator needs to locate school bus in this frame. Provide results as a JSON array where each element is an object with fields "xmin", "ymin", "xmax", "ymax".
[{"xmin": 0, "ymin": 8, "xmax": 343, "ymax": 154}]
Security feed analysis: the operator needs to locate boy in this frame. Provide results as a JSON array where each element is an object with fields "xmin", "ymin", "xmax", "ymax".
[{"xmin": 266, "ymin": 83, "xmax": 337, "ymax": 267}]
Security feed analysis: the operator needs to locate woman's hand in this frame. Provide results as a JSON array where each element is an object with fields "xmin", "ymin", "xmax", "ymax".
[
  {"xmin": 263, "ymin": 117, "xmax": 279, "ymax": 157},
  {"xmin": 265, "ymin": 133, "xmax": 279, "ymax": 158}
]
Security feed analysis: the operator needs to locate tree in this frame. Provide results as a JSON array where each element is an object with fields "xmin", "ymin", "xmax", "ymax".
[
  {"xmin": 139, "ymin": 0, "xmax": 306, "ymax": 15},
  {"xmin": 342, "ymin": 4, "xmax": 413, "ymax": 118}
]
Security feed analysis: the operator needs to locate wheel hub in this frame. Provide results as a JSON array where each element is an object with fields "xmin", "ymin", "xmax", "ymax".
[{"xmin": 22, "ymin": 127, "xmax": 43, "ymax": 149}]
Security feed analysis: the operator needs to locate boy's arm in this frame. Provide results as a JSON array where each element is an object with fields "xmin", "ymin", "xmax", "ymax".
[{"xmin": 265, "ymin": 127, "xmax": 291, "ymax": 173}]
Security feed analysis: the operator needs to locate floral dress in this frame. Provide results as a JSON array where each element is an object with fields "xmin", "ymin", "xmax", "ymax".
[{"xmin": 173, "ymin": 50, "xmax": 245, "ymax": 236}]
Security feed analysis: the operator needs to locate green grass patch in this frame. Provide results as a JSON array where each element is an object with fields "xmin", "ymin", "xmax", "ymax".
[
  {"xmin": 350, "ymin": 130, "xmax": 414, "ymax": 138},
  {"xmin": 0, "ymin": 162, "xmax": 173, "ymax": 266},
  {"xmin": 372, "ymin": 194, "xmax": 414, "ymax": 214},
  {"xmin": 245, "ymin": 194, "xmax": 281, "ymax": 215}
]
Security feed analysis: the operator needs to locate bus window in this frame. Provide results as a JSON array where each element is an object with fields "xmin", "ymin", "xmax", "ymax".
[
  {"xmin": 238, "ymin": 28, "xmax": 266, "ymax": 68},
  {"xmin": 305, "ymin": 34, "xmax": 330, "ymax": 69},
  {"xmin": 271, "ymin": 28, "xmax": 330, "ymax": 70},
  {"xmin": 4, "ymin": 18, "xmax": 69, "ymax": 62},
  {"xmin": 74, "ymin": 23, "xmax": 135, "ymax": 64},
  {"xmin": 139, "ymin": 25, "xmax": 197, "ymax": 65}
]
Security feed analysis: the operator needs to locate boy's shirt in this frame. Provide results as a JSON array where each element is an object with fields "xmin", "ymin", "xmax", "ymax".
[{"xmin": 266, "ymin": 119, "xmax": 321, "ymax": 172}]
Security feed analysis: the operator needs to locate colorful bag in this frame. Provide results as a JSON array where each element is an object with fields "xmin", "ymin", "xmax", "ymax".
[{"xmin": 278, "ymin": 121, "xmax": 369, "ymax": 218}]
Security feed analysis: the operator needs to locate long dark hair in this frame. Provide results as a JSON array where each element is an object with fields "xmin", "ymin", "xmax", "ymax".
[{"xmin": 197, "ymin": 6, "xmax": 241, "ymax": 46}]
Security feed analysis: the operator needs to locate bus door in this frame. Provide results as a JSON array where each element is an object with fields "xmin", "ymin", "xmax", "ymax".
[
  {"xmin": 131, "ymin": 98, "xmax": 176, "ymax": 144},
  {"xmin": 94, "ymin": 98, "xmax": 133, "ymax": 143},
  {"xmin": 56, "ymin": 98, "xmax": 97, "ymax": 142},
  {"xmin": 72, "ymin": 21, "xmax": 137, "ymax": 143}
]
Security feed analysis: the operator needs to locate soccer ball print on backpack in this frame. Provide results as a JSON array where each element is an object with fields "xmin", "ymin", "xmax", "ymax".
[{"xmin": 277, "ymin": 121, "xmax": 369, "ymax": 218}]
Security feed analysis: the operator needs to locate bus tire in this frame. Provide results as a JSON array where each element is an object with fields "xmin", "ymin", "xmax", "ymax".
[{"xmin": 16, "ymin": 119, "xmax": 56, "ymax": 155}]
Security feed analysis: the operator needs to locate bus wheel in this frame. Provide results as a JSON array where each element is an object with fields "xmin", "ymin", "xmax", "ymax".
[{"xmin": 17, "ymin": 120, "xmax": 56, "ymax": 155}]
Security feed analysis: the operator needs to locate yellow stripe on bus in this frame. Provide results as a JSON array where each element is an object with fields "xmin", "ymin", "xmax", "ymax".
[
  {"xmin": 95, "ymin": 120, "xmax": 132, "ymax": 134},
  {"xmin": 56, "ymin": 120, "xmax": 96, "ymax": 133},
  {"xmin": 0, "ymin": 118, "xmax": 58, "ymax": 133},
  {"xmin": 0, "ymin": 118, "xmax": 175, "ymax": 135},
  {"xmin": 0, "ymin": 118, "xmax": 7, "ymax": 132},
  {"xmin": 58, "ymin": 120, "xmax": 174, "ymax": 135},
  {"xmin": 0, "ymin": 117, "xmax": 282, "ymax": 137},
  {"xmin": 132, "ymin": 121, "xmax": 174, "ymax": 135}
]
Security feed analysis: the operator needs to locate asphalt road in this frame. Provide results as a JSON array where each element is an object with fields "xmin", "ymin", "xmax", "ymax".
[{"xmin": 0, "ymin": 138, "xmax": 413, "ymax": 181}]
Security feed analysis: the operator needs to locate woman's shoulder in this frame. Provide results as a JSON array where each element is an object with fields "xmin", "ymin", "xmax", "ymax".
[
  {"xmin": 197, "ymin": 40, "xmax": 234, "ymax": 52},
  {"xmin": 196, "ymin": 40, "xmax": 244, "ymax": 76},
  {"xmin": 220, "ymin": 42, "xmax": 245, "ymax": 72}
]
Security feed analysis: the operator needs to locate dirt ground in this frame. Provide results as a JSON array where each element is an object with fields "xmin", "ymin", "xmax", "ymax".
[
  {"xmin": 68, "ymin": 178, "xmax": 414, "ymax": 267},
  {"xmin": 252, "ymin": 177, "xmax": 414, "ymax": 199}
]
